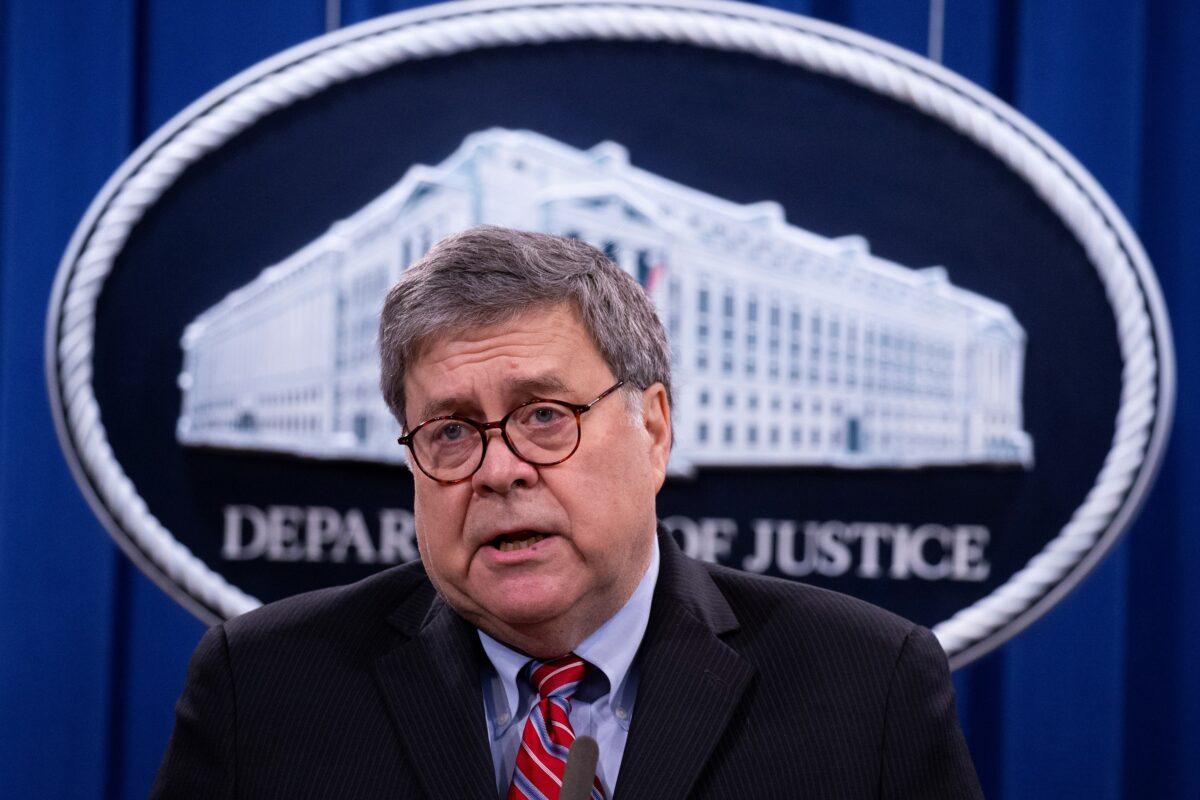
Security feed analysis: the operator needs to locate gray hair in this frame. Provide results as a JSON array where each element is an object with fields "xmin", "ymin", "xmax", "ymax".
[{"xmin": 379, "ymin": 225, "xmax": 672, "ymax": 428}]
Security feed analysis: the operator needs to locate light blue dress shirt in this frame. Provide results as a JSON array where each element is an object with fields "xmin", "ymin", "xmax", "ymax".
[{"xmin": 478, "ymin": 536, "xmax": 661, "ymax": 798}]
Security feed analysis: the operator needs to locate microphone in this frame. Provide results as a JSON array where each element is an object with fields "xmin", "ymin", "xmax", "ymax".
[{"xmin": 560, "ymin": 735, "xmax": 601, "ymax": 800}]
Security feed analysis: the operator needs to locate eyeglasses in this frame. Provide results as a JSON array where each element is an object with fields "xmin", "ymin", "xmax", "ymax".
[{"xmin": 398, "ymin": 381, "xmax": 626, "ymax": 484}]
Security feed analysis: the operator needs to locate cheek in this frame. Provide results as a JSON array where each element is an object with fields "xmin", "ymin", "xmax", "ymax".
[
  {"xmin": 413, "ymin": 483, "xmax": 470, "ymax": 566},
  {"xmin": 601, "ymin": 430, "xmax": 655, "ymax": 492},
  {"xmin": 562, "ymin": 441, "xmax": 655, "ymax": 532}
]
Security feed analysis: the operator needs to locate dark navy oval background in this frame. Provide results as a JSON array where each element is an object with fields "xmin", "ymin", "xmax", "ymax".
[{"xmin": 91, "ymin": 40, "xmax": 1122, "ymax": 625}]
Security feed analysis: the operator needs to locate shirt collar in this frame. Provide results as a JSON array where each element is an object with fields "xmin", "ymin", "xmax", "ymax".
[{"xmin": 478, "ymin": 535, "xmax": 660, "ymax": 737}]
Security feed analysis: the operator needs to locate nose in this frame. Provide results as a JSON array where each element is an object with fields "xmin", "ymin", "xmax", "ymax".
[{"xmin": 471, "ymin": 429, "xmax": 540, "ymax": 495}]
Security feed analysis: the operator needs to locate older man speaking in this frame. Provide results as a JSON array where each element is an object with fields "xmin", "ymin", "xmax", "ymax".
[{"xmin": 152, "ymin": 227, "xmax": 982, "ymax": 799}]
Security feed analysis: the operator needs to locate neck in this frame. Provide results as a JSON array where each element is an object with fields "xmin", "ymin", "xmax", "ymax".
[{"xmin": 476, "ymin": 617, "xmax": 603, "ymax": 660}]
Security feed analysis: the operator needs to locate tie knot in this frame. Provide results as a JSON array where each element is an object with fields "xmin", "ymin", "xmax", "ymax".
[{"xmin": 528, "ymin": 655, "xmax": 586, "ymax": 701}]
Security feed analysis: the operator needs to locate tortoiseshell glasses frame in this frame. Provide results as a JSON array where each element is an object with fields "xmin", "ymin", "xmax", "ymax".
[{"xmin": 397, "ymin": 381, "xmax": 626, "ymax": 484}]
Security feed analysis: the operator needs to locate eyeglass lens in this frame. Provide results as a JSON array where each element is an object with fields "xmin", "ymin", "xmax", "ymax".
[{"xmin": 411, "ymin": 401, "xmax": 579, "ymax": 481}]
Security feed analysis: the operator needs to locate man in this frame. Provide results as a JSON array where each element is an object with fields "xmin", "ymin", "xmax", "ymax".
[{"xmin": 153, "ymin": 226, "xmax": 983, "ymax": 798}]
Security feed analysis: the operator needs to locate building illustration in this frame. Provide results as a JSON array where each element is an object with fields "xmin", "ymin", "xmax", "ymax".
[{"xmin": 176, "ymin": 128, "xmax": 1033, "ymax": 473}]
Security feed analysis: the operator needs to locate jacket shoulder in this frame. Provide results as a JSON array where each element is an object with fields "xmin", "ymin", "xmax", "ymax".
[
  {"xmin": 702, "ymin": 561, "xmax": 920, "ymax": 664},
  {"xmin": 221, "ymin": 560, "xmax": 432, "ymax": 656},
  {"xmin": 693, "ymin": 566, "xmax": 977, "ymax": 797}
]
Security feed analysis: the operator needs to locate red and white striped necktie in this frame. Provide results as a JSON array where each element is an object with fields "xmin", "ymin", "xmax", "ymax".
[{"xmin": 507, "ymin": 655, "xmax": 606, "ymax": 800}]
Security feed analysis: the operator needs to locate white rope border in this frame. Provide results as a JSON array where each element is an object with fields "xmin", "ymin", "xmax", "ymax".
[{"xmin": 48, "ymin": 0, "xmax": 1169, "ymax": 657}]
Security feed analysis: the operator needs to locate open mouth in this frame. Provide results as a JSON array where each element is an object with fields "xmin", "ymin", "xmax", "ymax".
[{"xmin": 489, "ymin": 531, "xmax": 551, "ymax": 553}]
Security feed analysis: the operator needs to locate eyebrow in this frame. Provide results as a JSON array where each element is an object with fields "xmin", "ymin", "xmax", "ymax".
[{"xmin": 414, "ymin": 374, "xmax": 573, "ymax": 422}]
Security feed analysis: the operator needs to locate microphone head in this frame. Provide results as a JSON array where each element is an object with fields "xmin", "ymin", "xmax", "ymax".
[{"xmin": 560, "ymin": 735, "xmax": 601, "ymax": 800}]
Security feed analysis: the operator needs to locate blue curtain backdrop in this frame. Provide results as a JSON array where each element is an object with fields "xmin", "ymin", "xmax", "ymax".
[{"xmin": 1, "ymin": 1, "xmax": 1195, "ymax": 797}]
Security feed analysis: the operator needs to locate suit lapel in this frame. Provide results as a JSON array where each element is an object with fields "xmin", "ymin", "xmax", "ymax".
[
  {"xmin": 614, "ymin": 535, "xmax": 756, "ymax": 800},
  {"xmin": 372, "ymin": 585, "xmax": 496, "ymax": 800}
]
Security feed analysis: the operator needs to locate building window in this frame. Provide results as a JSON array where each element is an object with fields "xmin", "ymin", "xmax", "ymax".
[
  {"xmin": 637, "ymin": 250, "xmax": 652, "ymax": 286},
  {"xmin": 747, "ymin": 426, "xmax": 758, "ymax": 444},
  {"xmin": 723, "ymin": 424, "xmax": 735, "ymax": 444},
  {"xmin": 698, "ymin": 288, "xmax": 710, "ymax": 313},
  {"xmin": 697, "ymin": 422, "xmax": 709, "ymax": 443},
  {"xmin": 724, "ymin": 393, "xmax": 736, "ymax": 409},
  {"xmin": 699, "ymin": 390, "xmax": 710, "ymax": 407}
]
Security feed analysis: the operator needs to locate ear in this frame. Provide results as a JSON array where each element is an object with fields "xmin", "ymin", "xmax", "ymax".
[{"xmin": 641, "ymin": 382, "xmax": 672, "ymax": 487}]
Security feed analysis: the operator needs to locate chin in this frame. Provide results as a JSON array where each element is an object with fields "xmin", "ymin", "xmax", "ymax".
[{"xmin": 482, "ymin": 588, "xmax": 578, "ymax": 627}]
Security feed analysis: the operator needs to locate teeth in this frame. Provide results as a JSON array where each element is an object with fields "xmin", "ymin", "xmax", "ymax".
[{"xmin": 497, "ymin": 533, "xmax": 547, "ymax": 552}]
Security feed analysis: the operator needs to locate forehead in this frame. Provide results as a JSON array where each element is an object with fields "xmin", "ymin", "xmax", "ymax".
[{"xmin": 405, "ymin": 304, "xmax": 610, "ymax": 418}]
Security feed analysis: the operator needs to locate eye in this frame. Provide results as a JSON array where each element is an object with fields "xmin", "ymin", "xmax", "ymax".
[
  {"xmin": 432, "ymin": 421, "xmax": 470, "ymax": 442},
  {"xmin": 515, "ymin": 402, "xmax": 569, "ymax": 429},
  {"xmin": 531, "ymin": 406, "xmax": 565, "ymax": 425}
]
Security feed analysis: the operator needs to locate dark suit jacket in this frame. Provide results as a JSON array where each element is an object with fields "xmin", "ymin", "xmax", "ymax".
[{"xmin": 152, "ymin": 533, "xmax": 983, "ymax": 798}]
